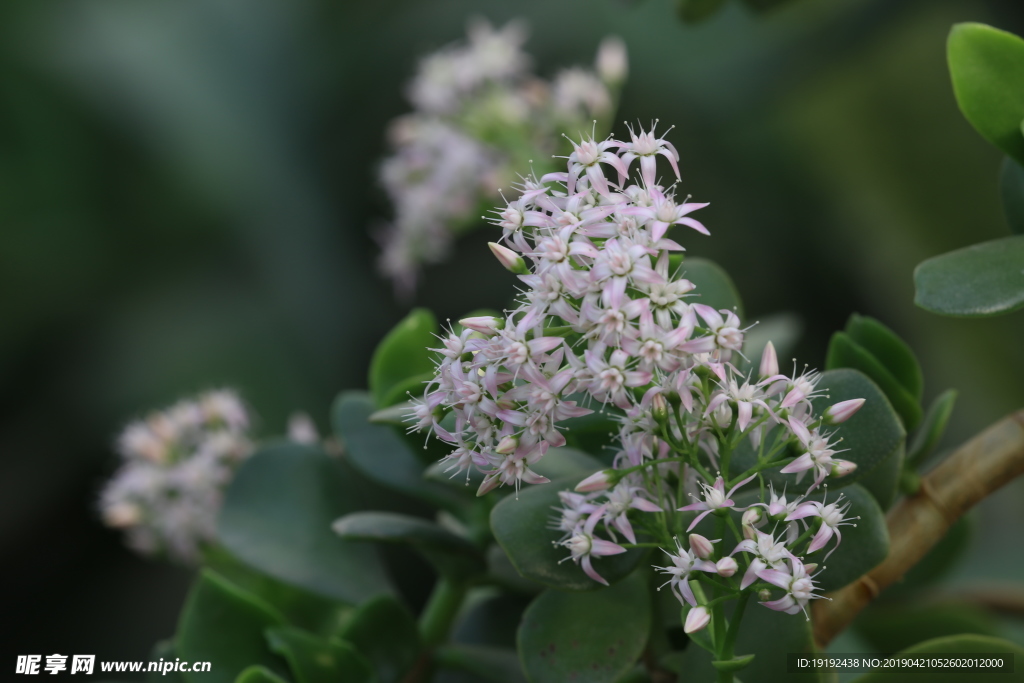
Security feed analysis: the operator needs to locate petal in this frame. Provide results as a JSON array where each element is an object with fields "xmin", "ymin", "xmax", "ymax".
[{"xmin": 581, "ymin": 555, "xmax": 609, "ymax": 585}]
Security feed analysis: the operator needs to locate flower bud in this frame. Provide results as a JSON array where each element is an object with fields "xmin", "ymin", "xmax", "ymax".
[
  {"xmin": 488, "ymin": 242, "xmax": 530, "ymax": 275},
  {"xmin": 759, "ymin": 341, "xmax": 779, "ymax": 379},
  {"xmin": 716, "ymin": 557, "xmax": 738, "ymax": 577},
  {"xmin": 596, "ymin": 36, "xmax": 628, "ymax": 84},
  {"xmin": 688, "ymin": 533, "xmax": 714, "ymax": 560},
  {"xmin": 741, "ymin": 508, "xmax": 765, "ymax": 539},
  {"xmin": 459, "ymin": 316, "xmax": 504, "ymax": 335},
  {"xmin": 830, "ymin": 459, "xmax": 857, "ymax": 478},
  {"xmin": 651, "ymin": 393, "xmax": 669, "ymax": 424},
  {"xmin": 824, "ymin": 398, "xmax": 866, "ymax": 425},
  {"xmin": 495, "ymin": 435, "xmax": 519, "ymax": 455},
  {"xmin": 803, "ymin": 563, "xmax": 818, "ymax": 574},
  {"xmin": 684, "ymin": 606, "xmax": 711, "ymax": 634},
  {"xmin": 758, "ymin": 589, "xmax": 772, "ymax": 602},
  {"xmin": 575, "ymin": 470, "xmax": 615, "ymax": 493}
]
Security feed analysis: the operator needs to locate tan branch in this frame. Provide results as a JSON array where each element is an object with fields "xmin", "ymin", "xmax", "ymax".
[{"xmin": 812, "ymin": 408, "xmax": 1024, "ymax": 647}]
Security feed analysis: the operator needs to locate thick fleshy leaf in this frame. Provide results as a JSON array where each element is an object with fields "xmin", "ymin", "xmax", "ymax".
[
  {"xmin": 825, "ymin": 333, "xmax": 922, "ymax": 430},
  {"xmin": 490, "ymin": 476, "xmax": 648, "ymax": 591},
  {"xmin": 854, "ymin": 602, "xmax": 1001, "ymax": 655},
  {"xmin": 337, "ymin": 595, "xmax": 421, "ymax": 683},
  {"xmin": 844, "ymin": 314, "xmax": 922, "ymax": 401},
  {"xmin": 1001, "ymin": 156, "xmax": 1024, "ymax": 234},
  {"xmin": 333, "ymin": 511, "xmax": 485, "ymax": 579},
  {"xmin": 205, "ymin": 545, "xmax": 350, "ymax": 637},
  {"xmin": 948, "ymin": 23, "xmax": 1024, "ymax": 165},
  {"xmin": 670, "ymin": 594, "xmax": 818, "ymax": 683},
  {"xmin": 265, "ymin": 626, "xmax": 374, "ymax": 683},
  {"xmin": 435, "ymin": 644, "xmax": 526, "ymax": 683},
  {"xmin": 800, "ymin": 484, "xmax": 889, "ymax": 593},
  {"xmin": 217, "ymin": 441, "xmax": 392, "ymax": 604},
  {"xmin": 851, "ymin": 634, "xmax": 1024, "ymax": 682},
  {"xmin": 914, "ymin": 235, "xmax": 1024, "ymax": 317},
  {"xmin": 671, "ymin": 255, "xmax": 744, "ymax": 319},
  {"xmin": 811, "ymin": 369, "xmax": 906, "ymax": 495},
  {"xmin": 907, "ymin": 389, "xmax": 958, "ymax": 468},
  {"xmin": 332, "ymin": 391, "xmax": 466, "ymax": 511},
  {"xmin": 853, "ymin": 442, "xmax": 903, "ymax": 510},
  {"xmin": 235, "ymin": 667, "xmax": 289, "ymax": 683},
  {"xmin": 176, "ymin": 570, "xmax": 288, "ymax": 683},
  {"xmin": 370, "ymin": 308, "xmax": 439, "ymax": 408},
  {"xmin": 518, "ymin": 573, "xmax": 650, "ymax": 683},
  {"xmin": 677, "ymin": 0, "xmax": 726, "ymax": 24}
]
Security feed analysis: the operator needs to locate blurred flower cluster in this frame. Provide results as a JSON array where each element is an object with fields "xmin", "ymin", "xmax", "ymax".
[
  {"xmin": 99, "ymin": 390, "xmax": 252, "ymax": 565},
  {"xmin": 411, "ymin": 124, "xmax": 865, "ymax": 623},
  {"xmin": 377, "ymin": 19, "xmax": 628, "ymax": 294}
]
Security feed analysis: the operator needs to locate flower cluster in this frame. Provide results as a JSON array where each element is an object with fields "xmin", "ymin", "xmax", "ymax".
[
  {"xmin": 411, "ymin": 120, "xmax": 865, "ymax": 622},
  {"xmin": 377, "ymin": 19, "xmax": 628, "ymax": 294},
  {"xmin": 98, "ymin": 390, "xmax": 252, "ymax": 565}
]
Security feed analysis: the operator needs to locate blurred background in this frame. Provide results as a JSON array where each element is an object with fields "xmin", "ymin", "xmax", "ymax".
[{"xmin": 3, "ymin": 0, "xmax": 1024, "ymax": 672}]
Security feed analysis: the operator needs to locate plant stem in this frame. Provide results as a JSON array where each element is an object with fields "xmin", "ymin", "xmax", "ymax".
[
  {"xmin": 418, "ymin": 577, "xmax": 467, "ymax": 648},
  {"xmin": 813, "ymin": 408, "xmax": 1024, "ymax": 647}
]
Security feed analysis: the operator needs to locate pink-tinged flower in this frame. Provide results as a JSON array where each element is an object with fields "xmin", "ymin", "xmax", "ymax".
[
  {"xmin": 780, "ymin": 422, "xmax": 844, "ymax": 490},
  {"xmin": 559, "ymin": 505, "xmax": 627, "ymax": 585},
  {"xmin": 619, "ymin": 122, "xmax": 681, "ymax": 189},
  {"xmin": 488, "ymin": 242, "xmax": 530, "ymax": 274},
  {"xmin": 786, "ymin": 494, "xmax": 857, "ymax": 558},
  {"xmin": 565, "ymin": 135, "xmax": 628, "ymax": 196},
  {"xmin": 692, "ymin": 304, "xmax": 743, "ymax": 352},
  {"xmin": 779, "ymin": 369, "xmax": 823, "ymax": 410},
  {"xmin": 704, "ymin": 378, "xmax": 769, "ymax": 433},
  {"xmin": 716, "ymin": 556, "xmax": 738, "ymax": 577},
  {"xmin": 731, "ymin": 529, "xmax": 793, "ymax": 590},
  {"xmin": 678, "ymin": 474, "xmax": 756, "ymax": 532},
  {"xmin": 622, "ymin": 186, "xmax": 708, "ymax": 242},
  {"xmin": 603, "ymin": 480, "xmax": 663, "ymax": 543},
  {"xmin": 655, "ymin": 537, "xmax": 717, "ymax": 606},
  {"xmin": 688, "ymin": 533, "xmax": 715, "ymax": 559},
  {"xmin": 621, "ymin": 309, "xmax": 695, "ymax": 372},
  {"xmin": 584, "ymin": 345, "xmax": 652, "ymax": 409},
  {"xmin": 476, "ymin": 445, "xmax": 551, "ymax": 496},
  {"xmin": 758, "ymin": 557, "xmax": 823, "ymax": 618},
  {"xmin": 576, "ymin": 470, "xmax": 615, "ymax": 493},
  {"xmin": 824, "ymin": 398, "xmax": 866, "ymax": 425},
  {"xmin": 684, "ymin": 606, "xmax": 711, "ymax": 634},
  {"xmin": 552, "ymin": 490, "xmax": 599, "ymax": 537}
]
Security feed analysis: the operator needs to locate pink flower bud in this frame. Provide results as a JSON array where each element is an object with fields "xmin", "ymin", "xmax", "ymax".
[
  {"xmin": 575, "ymin": 470, "xmax": 614, "ymax": 493},
  {"xmin": 495, "ymin": 435, "xmax": 519, "ymax": 455},
  {"xmin": 825, "ymin": 398, "xmax": 865, "ymax": 424},
  {"xmin": 488, "ymin": 242, "xmax": 530, "ymax": 275},
  {"xmin": 684, "ymin": 606, "xmax": 711, "ymax": 634},
  {"xmin": 741, "ymin": 508, "xmax": 764, "ymax": 538},
  {"xmin": 716, "ymin": 557, "xmax": 738, "ymax": 577},
  {"xmin": 459, "ymin": 316, "xmax": 503, "ymax": 335},
  {"xmin": 803, "ymin": 563, "xmax": 818, "ymax": 574},
  {"xmin": 688, "ymin": 533, "xmax": 714, "ymax": 559},
  {"xmin": 830, "ymin": 459, "xmax": 858, "ymax": 478},
  {"xmin": 759, "ymin": 341, "xmax": 779, "ymax": 379},
  {"xmin": 596, "ymin": 36, "xmax": 628, "ymax": 84}
]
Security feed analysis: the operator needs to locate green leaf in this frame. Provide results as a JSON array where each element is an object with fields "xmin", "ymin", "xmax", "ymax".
[
  {"xmin": 670, "ymin": 595, "xmax": 818, "ymax": 683},
  {"xmin": 712, "ymin": 654, "xmax": 756, "ymax": 672},
  {"xmin": 844, "ymin": 314, "xmax": 923, "ymax": 401},
  {"xmin": 671, "ymin": 256, "xmax": 744, "ymax": 319},
  {"xmin": 825, "ymin": 333, "xmax": 922, "ymax": 430},
  {"xmin": 435, "ymin": 644, "xmax": 526, "ymax": 683},
  {"xmin": 854, "ymin": 442, "xmax": 904, "ymax": 510},
  {"xmin": 265, "ymin": 626, "xmax": 375, "ymax": 683},
  {"xmin": 1001, "ymin": 156, "xmax": 1024, "ymax": 234},
  {"xmin": 490, "ymin": 476, "xmax": 648, "ymax": 591},
  {"xmin": 948, "ymin": 23, "xmax": 1024, "ymax": 165},
  {"xmin": 811, "ymin": 369, "xmax": 906, "ymax": 495},
  {"xmin": 908, "ymin": 390, "xmax": 958, "ymax": 468},
  {"xmin": 802, "ymin": 484, "xmax": 889, "ymax": 593},
  {"xmin": 218, "ymin": 441, "xmax": 392, "ymax": 604},
  {"xmin": 914, "ymin": 235, "xmax": 1024, "ymax": 317},
  {"xmin": 332, "ymin": 391, "xmax": 466, "ymax": 511},
  {"xmin": 677, "ymin": 0, "xmax": 726, "ymax": 24},
  {"xmin": 337, "ymin": 595, "xmax": 422, "ymax": 683},
  {"xmin": 370, "ymin": 308, "xmax": 439, "ymax": 408},
  {"xmin": 235, "ymin": 666, "xmax": 289, "ymax": 683},
  {"xmin": 855, "ymin": 602, "xmax": 1001, "ymax": 654},
  {"xmin": 176, "ymin": 570, "xmax": 288, "ymax": 683},
  {"xmin": 333, "ymin": 511, "xmax": 485, "ymax": 579},
  {"xmin": 517, "ymin": 573, "xmax": 650, "ymax": 683},
  {"xmin": 851, "ymin": 634, "xmax": 1024, "ymax": 682}
]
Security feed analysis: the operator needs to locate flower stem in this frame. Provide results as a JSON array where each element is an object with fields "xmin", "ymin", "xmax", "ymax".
[{"xmin": 418, "ymin": 577, "xmax": 467, "ymax": 648}]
